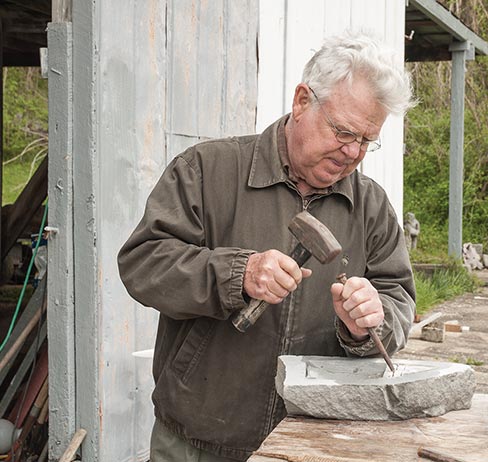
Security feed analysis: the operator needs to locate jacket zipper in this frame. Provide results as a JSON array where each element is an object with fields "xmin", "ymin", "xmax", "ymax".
[{"xmin": 265, "ymin": 194, "xmax": 320, "ymax": 436}]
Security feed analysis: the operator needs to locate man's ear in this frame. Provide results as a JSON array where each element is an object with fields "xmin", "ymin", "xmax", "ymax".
[{"xmin": 291, "ymin": 84, "xmax": 312, "ymax": 122}]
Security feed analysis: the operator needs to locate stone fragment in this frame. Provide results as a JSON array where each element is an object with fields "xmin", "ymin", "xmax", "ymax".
[
  {"xmin": 276, "ymin": 356, "xmax": 475, "ymax": 421},
  {"xmin": 463, "ymin": 243, "xmax": 484, "ymax": 270},
  {"xmin": 421, "ymin": 322, "xmax": 445, "ymax": 342},
  {"xmin": 409, "ymin": 312, "xmax": 442, "ymax": 338}
]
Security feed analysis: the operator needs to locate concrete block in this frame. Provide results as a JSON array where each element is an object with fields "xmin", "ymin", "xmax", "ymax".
[{"xmin": 276, "ymin": 356, "xmax": 475, "ymax": 421}]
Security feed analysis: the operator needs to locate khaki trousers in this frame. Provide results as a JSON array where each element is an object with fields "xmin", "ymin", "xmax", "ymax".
[{"xmin": 150, "ymin": 418, "xmax": 242, "ymax": 462}]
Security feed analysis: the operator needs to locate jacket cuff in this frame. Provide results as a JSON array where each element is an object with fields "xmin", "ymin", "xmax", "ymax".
[
  {"xmin": 229, "ymin": 250, "xmax": 256, "ymax": 312},
  {"xmin": 335, "ymin": 318, "xmax": 383, "ymax": 356}
]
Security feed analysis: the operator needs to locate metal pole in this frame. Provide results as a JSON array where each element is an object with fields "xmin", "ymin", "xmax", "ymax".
[{"xmin": 448, "ymin": 41, "xmax": 474, "ymax": 259}]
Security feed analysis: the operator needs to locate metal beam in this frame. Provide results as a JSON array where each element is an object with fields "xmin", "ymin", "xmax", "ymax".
[{"xmin": 448, "ymin": 40, "xmax": 474, "ymax": 259}]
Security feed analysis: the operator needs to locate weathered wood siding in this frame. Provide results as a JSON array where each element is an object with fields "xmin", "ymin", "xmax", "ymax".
[
  {"xmin": 51, "ymin": 1, "xmax": 407, "ymax": 461},
  {"xmin": 257, "ymin": 0, "xmax": 407, "ymax": 221},
  {"xmin": 50, "ymin": 1, "xmax": 258, "ymax": 462}
]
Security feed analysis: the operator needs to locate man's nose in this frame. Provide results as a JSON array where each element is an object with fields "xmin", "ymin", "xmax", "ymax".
[{"xmin": 340, "ymin": 141, "xmax": 363, "ymax": 160}]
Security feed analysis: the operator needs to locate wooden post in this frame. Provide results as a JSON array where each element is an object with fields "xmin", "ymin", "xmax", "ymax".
[{"xmin": 47, "ymin": 21, "xmax": 76, "ymax": 461}]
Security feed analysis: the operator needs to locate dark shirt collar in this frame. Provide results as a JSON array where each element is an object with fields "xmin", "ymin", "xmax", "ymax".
[{"xmin": 248, "ymin": 115, "xmax": 355, "ymax": 209}]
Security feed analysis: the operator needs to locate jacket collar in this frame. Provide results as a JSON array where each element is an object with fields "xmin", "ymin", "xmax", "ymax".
[{"xmin": 248, "ymin": 115, "xmax": 355, "ymax": 209}]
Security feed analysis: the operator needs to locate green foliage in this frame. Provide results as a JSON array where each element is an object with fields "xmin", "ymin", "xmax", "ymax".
[
  {"xmin": 405, "ymin": 55, "xmax": 488, "ymax": 257},
  {"xmin": 414, "ymin": 264, "xmax": 479, "ymax": 315},
  {"xmin": 404, "ymin": 0, "xmax": 488, "ymax": 259},
  {"xmin": 2, "ymin": 67, "xmax": 48, "ymax": 205}
]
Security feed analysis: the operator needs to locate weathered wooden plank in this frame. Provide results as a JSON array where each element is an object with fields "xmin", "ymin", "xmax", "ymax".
[
  {"xmin": 249, "ymin": 394, "xmax": 488, "ymax": 462},
  {"xmin": 223, "ymin": 0, "xmax": 258, "ymax": 135},
  {"xmin": 97, "ymin": 2, "xmax": 167, "ymax": 461},
  {"xmin": 284, "ymin": 0, "xmax": 325, "ymax": 111},
  {"xmin": 47, "ymin": 21, "xmax": 76, "ymax": 461},
  {"xmin": 52, "ymin": 0, "xmax": 72, "ymax": 22},
  {"xmin": 196, "ymin": 0, "xmax": 225, "ymax": 136},
  {"xmin": 256, "ymin": 0, "xmax": 286, "ymax": 132},
  {"xmin": 65, "ymin": 1, "xmax": 258, "ymax": 460},
  {"xmin": 0, "ymin": 277, "xmax": 46, "ymax": 388},
  {"xmin": 323, "ymin": 0, "xmax": 352, "ymax": 35},
  {"xmin": 0, "ymin": 322, "xmax": 47, "ymax": 419},
  {"xmin": 71, "ymin": 2, "xmax": 101, "ymax": 460},
  {"xmin": 167, "ymin": 0, "xmax": 201, "ymax": 137}
]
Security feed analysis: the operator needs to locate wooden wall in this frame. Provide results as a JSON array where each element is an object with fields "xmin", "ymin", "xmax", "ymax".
[{"xmin": 49, "ymin": 1, "xmax": 258, "ymax": 461}]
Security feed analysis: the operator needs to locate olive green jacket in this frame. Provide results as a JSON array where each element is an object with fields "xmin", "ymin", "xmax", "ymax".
[{"xmin": 118, "ymin": 116, "xmax": 415, "ymax": 460}]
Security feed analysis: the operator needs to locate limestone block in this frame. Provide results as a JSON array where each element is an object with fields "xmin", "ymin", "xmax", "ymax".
[{"xmin": 276, "ymin": 356, "xmax": 475, "ymax": 421}]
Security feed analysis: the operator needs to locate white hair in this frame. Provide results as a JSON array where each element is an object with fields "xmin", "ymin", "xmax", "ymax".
[{"xmin": 302, "ymin": 30, "xmax": 416, "ymax": 115}]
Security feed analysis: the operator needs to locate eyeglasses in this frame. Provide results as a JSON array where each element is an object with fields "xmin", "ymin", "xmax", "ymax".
[{"xmin": 309, "ymin": 87, "xmax": 381, "ymax": 152}]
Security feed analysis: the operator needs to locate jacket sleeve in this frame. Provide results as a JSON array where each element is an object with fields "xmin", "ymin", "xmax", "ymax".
[
  {"xmin": 117, "ymin": 153, "xmax": 254, "ymax": 320},
  {"xmin": 337, "ymin": 197, "xmax": 416, "ymax": 357}
]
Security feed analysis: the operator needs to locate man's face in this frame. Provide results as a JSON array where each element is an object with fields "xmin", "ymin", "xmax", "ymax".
[{"xmin": 285, "ymin": 79, "xmax": 388, "ymax": 191}]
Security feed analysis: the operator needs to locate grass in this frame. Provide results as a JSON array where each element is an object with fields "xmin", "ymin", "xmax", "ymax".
[
  {"xmin": 3, "ymin": 155, "xmax": 45, "ymax": 205},
  {"xmin": 414, "ymin": 263, "xmax": 479, "ymax": 315},
  {"xmin": 449, "ymin": 356, "xmax": 485, "ymax": 367}
]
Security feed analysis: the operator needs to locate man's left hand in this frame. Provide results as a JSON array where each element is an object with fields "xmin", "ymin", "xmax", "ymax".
[{"xmin": 331, "ymin": 277, "xmax": 384, "ymax": 341}]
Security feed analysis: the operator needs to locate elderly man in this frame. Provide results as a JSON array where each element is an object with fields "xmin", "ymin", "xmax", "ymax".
[{"xmin": 118, "ymin": 31, "xmax": 416, "ymax": 461}]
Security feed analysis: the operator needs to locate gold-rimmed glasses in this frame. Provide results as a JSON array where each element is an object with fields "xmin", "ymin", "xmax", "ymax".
[{"xmin": 309, "ymin": 87, "xmax": 381, "ymax": 152}]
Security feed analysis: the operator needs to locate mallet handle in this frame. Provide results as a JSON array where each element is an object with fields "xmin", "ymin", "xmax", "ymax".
[{"xmin": 231, "ymin": 245, "xmax": 311, "ymax": 332}]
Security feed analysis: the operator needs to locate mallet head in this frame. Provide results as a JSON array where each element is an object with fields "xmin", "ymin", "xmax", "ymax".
[{"xmin": 288, "ymin": 211, "xmax": 342, "ymax": 264}]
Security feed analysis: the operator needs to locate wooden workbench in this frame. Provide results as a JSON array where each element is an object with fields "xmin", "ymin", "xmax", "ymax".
[{"xmin": 249, "ymin": 393, "xmax": 488, "ymax": 462}]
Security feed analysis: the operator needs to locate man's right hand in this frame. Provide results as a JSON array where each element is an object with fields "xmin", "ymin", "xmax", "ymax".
[{"xmin": 243, "ymin": 250, "xmax": 312, "ymax": 304}]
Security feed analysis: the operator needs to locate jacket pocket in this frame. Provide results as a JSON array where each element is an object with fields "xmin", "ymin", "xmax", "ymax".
[{"xmin": 171, "ymin": 317, "xmax": 217, "ymax": 384}]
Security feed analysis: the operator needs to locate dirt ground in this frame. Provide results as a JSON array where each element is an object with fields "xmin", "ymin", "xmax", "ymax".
[{"xmin": 395, "ymin": 269, "xmax": 488, "ymax": 394}]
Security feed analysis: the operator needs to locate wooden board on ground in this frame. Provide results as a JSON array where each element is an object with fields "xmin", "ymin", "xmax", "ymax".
[{"xmin": 249, "ymin": 393, "xmax": 488, "ymax": 462}]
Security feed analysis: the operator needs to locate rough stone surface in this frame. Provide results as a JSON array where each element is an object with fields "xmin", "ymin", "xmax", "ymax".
[
  {"xmin": 421, "ymin": 322, "xmax": 445, "ymax": 342},
  {"xmin": 276, "ymin": 355, "xmax": 475, "ymax": 421},
  {"xmin": 397, "ymin": 269, "xmax": 488, "ymax": 394}
]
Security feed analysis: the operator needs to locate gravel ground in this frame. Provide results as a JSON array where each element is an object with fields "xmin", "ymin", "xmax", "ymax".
[{"xmin": 395, "ymin": 269, "xmax": 488, "ymax": 394}]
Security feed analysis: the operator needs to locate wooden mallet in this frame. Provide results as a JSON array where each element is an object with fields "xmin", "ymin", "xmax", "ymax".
[{"xmin": 231, "ymin": 211, "xmax": 342, "ymax": 332}]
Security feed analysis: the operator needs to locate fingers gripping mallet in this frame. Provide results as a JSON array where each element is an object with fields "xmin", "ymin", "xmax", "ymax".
[{"xmin": 231, "ymin": 211, "xmax": 342, "ymax": 332}]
